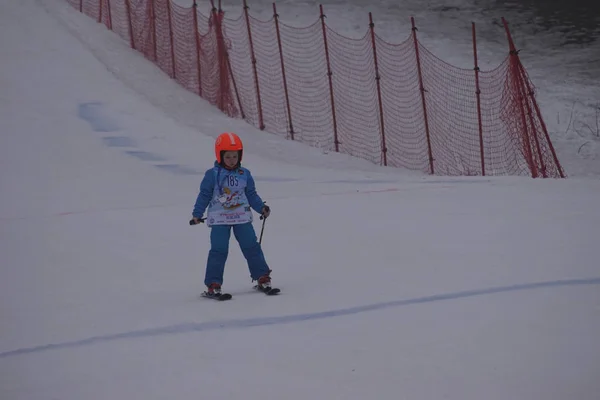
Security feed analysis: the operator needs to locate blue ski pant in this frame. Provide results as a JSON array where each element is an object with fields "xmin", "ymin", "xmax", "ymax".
[{"xmin": 205, "ymin": 222, "xmax": 270, "ymax": 286}]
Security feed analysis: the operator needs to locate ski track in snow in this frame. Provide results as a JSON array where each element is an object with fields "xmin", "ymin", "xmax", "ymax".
[{"xmin": 2, "ymin": 276, "xmax": 599, "ymax": 359}]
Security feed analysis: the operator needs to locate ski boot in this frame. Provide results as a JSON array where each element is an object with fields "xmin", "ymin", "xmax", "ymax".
[
  {"xmin": 202, "ymin": 283, "xmax": 232, "ymax": 301},
  {"xmin": 255, "ymin": 274, "xmax": 280, "ymax": 295}
]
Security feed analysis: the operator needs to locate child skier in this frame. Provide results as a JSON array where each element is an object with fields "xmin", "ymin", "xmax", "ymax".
[{"xmin": 191, "ymin": 132, "xmax": 274, "ymax": 299}]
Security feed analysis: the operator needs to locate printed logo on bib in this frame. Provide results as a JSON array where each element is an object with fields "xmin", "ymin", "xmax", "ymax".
[{"xmin": 220, "ymin": 187, "xmax": 244, "ymax": 210}]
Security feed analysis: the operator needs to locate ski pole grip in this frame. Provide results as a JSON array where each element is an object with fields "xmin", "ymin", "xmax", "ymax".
[{"xmin": 189, "ymin": 218, "xmax": 205, "ymax": 225}]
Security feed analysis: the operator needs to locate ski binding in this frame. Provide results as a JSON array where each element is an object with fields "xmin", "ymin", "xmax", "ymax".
[
  {"xmin": 201, "ymin": 291, "xmax": 232, "ymax": 301},
  {"xmin": 255, "ymin": 285, "xmax": 280, "ymax": 295}
]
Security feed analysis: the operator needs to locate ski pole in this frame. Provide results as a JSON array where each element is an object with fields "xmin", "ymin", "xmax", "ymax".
[
  {"xmin": 259, "ymin": 214, "xmax": 266, "ymax": 244},
  {"xmin": 189, "ymin": 218, "xmax": 205, "ymax": 225}
]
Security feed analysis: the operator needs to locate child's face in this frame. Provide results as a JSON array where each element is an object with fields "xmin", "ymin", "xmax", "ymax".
[{"xmin": 223, "ymin": 151, "xmax": 239, "ymax": 168}]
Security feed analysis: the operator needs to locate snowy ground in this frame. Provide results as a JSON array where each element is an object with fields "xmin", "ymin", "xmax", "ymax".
[{"xmin": 1, "ymin": 1, "xmax": 600, "ymax": 399}]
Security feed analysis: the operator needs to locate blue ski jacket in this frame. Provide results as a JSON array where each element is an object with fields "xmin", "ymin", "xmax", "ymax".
[{"xmin": 192, "ymin": 162, "xmax": 265, "ymax": 226}]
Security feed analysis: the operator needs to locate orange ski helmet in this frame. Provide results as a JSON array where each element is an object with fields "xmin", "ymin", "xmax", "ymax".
[{"xmin": 215, "ymin": 132, "xmax": 243, "ymax": 164}]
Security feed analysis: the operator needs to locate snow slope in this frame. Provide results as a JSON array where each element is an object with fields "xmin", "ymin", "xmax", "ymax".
[{"xmin": 1, "ymin": 1, "xmax": 599, "ymax": 399}]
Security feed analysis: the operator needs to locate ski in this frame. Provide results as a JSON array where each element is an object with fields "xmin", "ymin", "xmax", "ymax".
[
  {"xmin": 201, "ymin": 292, "xmax": 232, "ymax": 301},
  {"xmin": 254, "ymin": 285, "xmax": 280, "ymax": 296}
]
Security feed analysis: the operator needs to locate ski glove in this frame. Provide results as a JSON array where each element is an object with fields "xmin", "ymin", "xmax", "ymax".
[
  {"xmin": 190, "ymin": 217, "xmax": 205, "ymax": 225},
  {"xmin": 261, "ymin": 205, "xmax": 271, "ymax": 219}
]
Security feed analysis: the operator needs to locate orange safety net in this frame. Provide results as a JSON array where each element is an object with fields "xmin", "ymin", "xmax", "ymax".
[{"xmin": 65, "ymin": 0, "xmax": 565, "ymax": 178}]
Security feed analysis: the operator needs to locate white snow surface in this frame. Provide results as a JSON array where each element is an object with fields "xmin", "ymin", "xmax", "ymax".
[{"xmin": 1, "ymin": 1, "xmax": 599, "ymax": 400}]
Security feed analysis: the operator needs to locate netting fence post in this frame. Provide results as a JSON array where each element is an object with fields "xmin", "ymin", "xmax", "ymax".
[
  {"xmin": 516, "ymin": 71, "xmax": 538, "ymax": 177},
  {"xmin": 211, "ymin": 1, "xmax": 225, "ymax": 112},
  {"xmin": 502, "ymin": 18, "xmax": 537, "ymax": 178},
  {"xmin": 472, "ymin": 22, "xmax": 485, "ymax": 176},
  {"xmin": 369, "ymin": 13, "xmax": 387, "ymax": 166},
  {"xmin": 519, "ymin": 62, "xmax": 565, "ymax": 178},
  {"xmin": 519, "ymin": 66, "xmax": 546, "ymax": 177},
  {"xmin": 98, "ymin": 0, "xmax": 103, "ymax": 23},
  {"xmin": 192, "ymin": 0, "xmax": 202, "ymax": 97},
  {"xmin": 506, "ymin": 25, "xmax": 546, "ymax": 177},
  {"xmin": 243, "ymin": 0, "xmax": 265, "ymax": 130},
  {"xmin": 320, "ymin": 4, "xmax": 339, "ymax": 153},
  {"xmin": 211, "ymin": 0, "xmax": 244, "ymax": 118},
  {"xmin": 411, "ymin": 17, "xmax": 434, "ymax": 174},
  {"xmin": 227, "ymin": 52, "xmax": 245, "ymax": 119},
  {"xmin": 273, "ymin": 3, "xmax": 294, "ymax": 139},
  {"xmin": 124, "ymin": 0, "xmax": 134, "ymax": 48},
  {"xmin": 222, "ymin": 5, "xmax": 245, "ymax": 119},
  {"xmin": 79, "ymin": 0, "xmax": 82, "ymax": 13},
  {"xmin": 518, "ymin": 76, "xmax": 537, "ymax": 177},
  {"xmin": 166, "ymin": 0, "xmax": 176, "ymax": 79},
  {"xmin": 150, "ymin": 0, "xmax": 157, "ymax": 61},
  {"xmin": 106, "ymin": 0, "xmax": 113, "ymax": 30}
]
